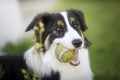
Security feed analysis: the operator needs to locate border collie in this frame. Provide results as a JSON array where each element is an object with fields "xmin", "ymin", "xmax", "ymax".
[{"xmin": 0, "ymin": 9, "xmax": 93, "ymax": 80}]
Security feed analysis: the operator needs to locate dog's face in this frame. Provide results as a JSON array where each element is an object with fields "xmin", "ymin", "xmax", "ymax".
[{"xmin": 26, "ymin": 9, "xmax": 90, "ymax": 52}]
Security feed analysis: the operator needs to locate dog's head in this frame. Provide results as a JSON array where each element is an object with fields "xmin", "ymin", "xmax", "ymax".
[{"xmin": 26, "ymin": 9, "xmax": 90, "ymax": 52}]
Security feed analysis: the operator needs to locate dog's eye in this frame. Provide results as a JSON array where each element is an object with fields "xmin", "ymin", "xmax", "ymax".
[
  {"xmin": 73, "ymin": 22, "xmax": 79, "ymax": 28},
  {"xmin": 55, "ymin": 27, "xmax": 63, "ymax": 33}
]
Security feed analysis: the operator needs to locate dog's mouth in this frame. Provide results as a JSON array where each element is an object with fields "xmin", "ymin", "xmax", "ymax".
[
  {"xmin": 55, "ymin": 44, "xmax": 80, "ymax": 66},
  {"xmin": 70, "ymin": 49, "xmax": 80, "ymax": 66}
]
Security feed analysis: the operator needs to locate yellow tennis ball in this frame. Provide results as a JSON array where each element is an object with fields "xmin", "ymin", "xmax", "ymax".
[
  {"xmin": 61, "ymin": 50, "xmax": 75, "ymax": 62},
  {"xmin": 55, "ymin": 44, "xmax": 75, "ymax": 63}
]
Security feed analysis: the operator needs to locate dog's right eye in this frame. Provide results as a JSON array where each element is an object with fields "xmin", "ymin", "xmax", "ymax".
[{"xmin": 55, "ymin": 27, "xmax": 63, "ymax": 33}]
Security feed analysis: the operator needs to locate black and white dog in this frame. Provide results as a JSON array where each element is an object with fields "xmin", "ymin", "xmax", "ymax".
[{"xmin": 0, "ymin": 9, "xmax": 93, "ymax": 80}]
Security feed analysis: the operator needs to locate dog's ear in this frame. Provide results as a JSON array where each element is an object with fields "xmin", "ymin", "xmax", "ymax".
[
  {"xmin": 68, "ymin": 9, "xmax": 87, "ymax": 31},
  {"xmin": 25, "ymin": 12, "xmax": 50, "ymax": 32}
]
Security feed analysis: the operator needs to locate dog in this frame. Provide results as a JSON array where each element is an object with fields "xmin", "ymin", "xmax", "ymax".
[{"xmin": 0, "ymin": 9, "xmax": 93, "ymax": 80}]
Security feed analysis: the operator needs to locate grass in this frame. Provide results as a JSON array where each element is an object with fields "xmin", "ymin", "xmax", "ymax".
[{"xmin": 1, "ymin": 39, "xmax": 33, "ymax": 55}]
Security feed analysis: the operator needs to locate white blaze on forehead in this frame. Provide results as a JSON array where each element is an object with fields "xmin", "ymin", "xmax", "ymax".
[
  {"xmin": 60, "ymin": 12, "xmax": 71, "ymax": 27},
  {"xmin": 53, "ymin": 11, "xmax": 83, "ymax": 49}
]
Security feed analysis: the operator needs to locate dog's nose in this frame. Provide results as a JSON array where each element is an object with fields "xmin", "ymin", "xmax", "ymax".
[{"xmin": 72, "ymin": 39, "xmax": 82, "ymax": 48}]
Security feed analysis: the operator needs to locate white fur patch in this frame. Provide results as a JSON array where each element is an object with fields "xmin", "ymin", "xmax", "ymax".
[{"xmin": 24, "ymin": 46, "xmax": 43, "ymax": 76}]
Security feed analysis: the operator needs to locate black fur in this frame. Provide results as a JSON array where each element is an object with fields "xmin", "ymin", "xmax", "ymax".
[
  {"xmin": 25, "ymin": 12, "xmax": 50, "ymax": 32},
  {"xmin": 67, "ymin": 9, "xmax": 88, "ymax": 31},
  {"xmin": 0, "ymin": 56, "xmax": 27, "ymax": 80},
  {"xmin": 41, "ymin": 71, "xmax": 60, "ymax": 80}
]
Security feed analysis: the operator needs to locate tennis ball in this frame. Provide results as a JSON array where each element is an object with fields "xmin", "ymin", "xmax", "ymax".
[{"xmin": 55, "ymin": 44, "xmax": 75, "ymax": 63}]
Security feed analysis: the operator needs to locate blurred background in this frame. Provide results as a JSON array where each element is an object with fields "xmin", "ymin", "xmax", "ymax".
[{"xmin": 0, "ymin": 0, "xmax": 119, "ymax": 80}]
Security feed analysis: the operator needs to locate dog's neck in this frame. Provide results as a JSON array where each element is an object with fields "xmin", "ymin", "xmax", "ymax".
[{"xmin": 24, "ymin": 45, "xmax": 61, "ymax": 75}]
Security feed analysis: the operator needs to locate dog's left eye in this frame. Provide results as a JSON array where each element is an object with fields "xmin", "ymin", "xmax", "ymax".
[{"xmin": 73, "ymin": 22, "xmax": 79, "ymax": 28}]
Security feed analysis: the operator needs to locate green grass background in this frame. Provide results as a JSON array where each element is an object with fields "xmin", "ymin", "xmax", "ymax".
[{"xmin": 1, "ymin": 0, "xmax": 120, "ymax": 80}]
